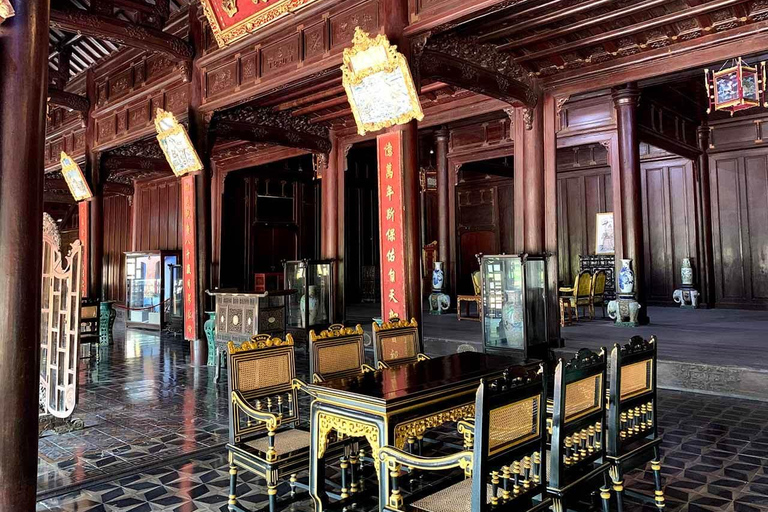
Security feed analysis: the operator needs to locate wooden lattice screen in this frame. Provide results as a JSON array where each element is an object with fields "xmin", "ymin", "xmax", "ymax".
[{"xmin": 40, "ymin": 213, "xmax": 83, "ymax": 419}]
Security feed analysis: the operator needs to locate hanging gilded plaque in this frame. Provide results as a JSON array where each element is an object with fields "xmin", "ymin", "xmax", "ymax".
[
  {"xmin": 341, "ymin": 28, "xmax": 424, "ymax": 136},
  {"xmin": 0, "ymin": 0, "xmax": 15, "ymax": 24},
  {"xmin": 60, "ymin": 151, "xmax": 93, "ymax": 202},
  {"xmin": 154, "ymin": 108, "xmax": 203, "ymax": 177},
  {"xmin": 200, "ymin": 0, "xmax": 320, "ymax": 48}
]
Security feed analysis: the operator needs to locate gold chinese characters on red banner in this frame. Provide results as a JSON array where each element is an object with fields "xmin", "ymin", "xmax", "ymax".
[
  {"xmin": 341, "ymin": 28, "xmax": 424, "ymax": 136},
  {"xmin": 377, "ymin": 132, "xmax": 407, "ymax": 321},
  {"xmin": 200, "ymin": 0, "xmax": 320, "ymax": 48},
  {"xmin": 79, "ymin": 202, "xmax": 90, "ymax": 298},
  {"xmin": 181, "ymin": 175, "xmax": 197, "ymax": 340}
]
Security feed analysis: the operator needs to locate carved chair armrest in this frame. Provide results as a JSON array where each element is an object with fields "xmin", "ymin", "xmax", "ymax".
[
  {"xmin": 559, "ymin": 287, "xmax": 574, "ymax": 294},
  {"xmin": 292, "ymin": 378, "xmax": 317, "ymax": 398},
  {"xmin": 417, "ymin": 353, "xmax": 430, "ymax": 361},
  {"xmin": 379, "ymin": 445, "xmax": 473, "ymax": 473},
  {"xmin": 231, "ymin": 390, "xmax": 282, "ymax": 430},
  {"xmin": 361, "ymin": 363, "xmax": 377, "ymax": 373},
  {"xmin": 457, "ymin": 419, "xmax": 475, "ymax": 449},
  {"xmin": 312, "ymin": 373, "xmax": 325, "ymax": 383},
  {"xmin": 377, "ymin": 361, "xmax": 390, "ymax": 370}
]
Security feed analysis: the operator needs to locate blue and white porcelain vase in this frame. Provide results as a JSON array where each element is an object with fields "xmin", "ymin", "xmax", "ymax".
[
  {"xmin": 432, "ymin": 262, "xmax": 445, "ymax": 292},
  {"xmin": 618, "ymin": 258, "xmax": 635, "ymax": 295},
  {"xmin": 681, "ymin": 258, "xmax": 694, "ymax": 286}
]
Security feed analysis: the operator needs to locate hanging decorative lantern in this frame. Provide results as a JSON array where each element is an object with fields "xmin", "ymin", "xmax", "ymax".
[{"xmin": 705, "ymin": 57, "xmax": 767, "ymax": 116}]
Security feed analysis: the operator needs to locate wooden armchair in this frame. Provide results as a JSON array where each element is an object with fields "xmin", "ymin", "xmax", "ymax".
[
  {"xmin": 372, "ymin": 317, "xmax": 429, "ymax": 370},
  {"xmin": 309, "ymin": 323, "xmax": 373, "ymax": 383},
  {"xmin": 560, "ymin": 271, "xmax": 592, "ymax": 321},
  {"xmin": 589, "ymin": 270, "xmax": 607, "ymax": 319},
  {"xmin": 606, "ymin": 336, "xmax": 664, "ymax": 511},
  {"xmin": 547, "ymin": 348, "xmax": 612, "ymax": 512},
  {"xmin": 378, "ymin": 365, "xmax": 551, "ymax": 512},
  {"xmin": 226, "ymin": 333, "xmax": 347, "ymax": 512}
]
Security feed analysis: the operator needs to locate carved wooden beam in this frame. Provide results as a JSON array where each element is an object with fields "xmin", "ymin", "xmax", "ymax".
[
  {"xmin": 104, "ymin": 182, "xmax": 134, "ymax": 196},
  {"xmin": 48, "ymin": 88, "xmax": 90, "ymax": 113},
  {"xmin": 50, "ymin": 8, "xmax": 194, "ymax": 61},
  {"xmin": 212, "ymin": 105, "xmax": 332, "ymax": 154},
  {"xmin": 415, "ymin": 34, "xmax": 538, "ymax": 107}
]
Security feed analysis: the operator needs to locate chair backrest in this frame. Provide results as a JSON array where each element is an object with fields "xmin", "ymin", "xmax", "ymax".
[
  {"xmin": 471, "ymin": 271, "xmax": 482, "ymax": 296},
  {"xmin": 471, "ymin": 364, "xmax": 547, "ymax": 511},
  {"xmin": 549, "ymin": 347, "xmax": 608, "ymax": 490},
  {"xmin": 372, "ymin": 317, "xmax": 422, "ymax": 369},
  {"xmin": 607, "ymin": 336, "xmax": 658, "ymax": 457},
  {"xmin": 575, "ymin": 271, "xmax": 592, "ymax": 298},
  {"xmin": 309, "ymin": 323, "xmax": 365, "ymax": 382},
  {"xmin": 227, "ymin": 333, "xmax": 298, "ymax": 444},
  {"xmin": 591, "ymin": 270, "xmax": 606, "ymax": 297}
]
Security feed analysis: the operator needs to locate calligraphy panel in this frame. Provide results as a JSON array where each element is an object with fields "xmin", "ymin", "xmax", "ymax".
[{"xmin": 182, "ymin": 175, "xmax": 198, "ymax": 340}]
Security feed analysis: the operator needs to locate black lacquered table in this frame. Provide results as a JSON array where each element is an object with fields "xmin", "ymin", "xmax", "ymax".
[{"xmin": 306, "ymin": 351, "xmax": 539, "ymax": 512}]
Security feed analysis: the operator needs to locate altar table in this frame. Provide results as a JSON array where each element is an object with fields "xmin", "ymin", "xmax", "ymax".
[{"xmin": 306, "ymin": 351, "xmax": 539, "ymax": 512}]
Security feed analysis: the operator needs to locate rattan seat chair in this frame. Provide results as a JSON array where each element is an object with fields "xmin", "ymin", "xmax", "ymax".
[
  {"xmin": 372, "ymin": 317, "xmax": 429, "ymax": 370},
  {"xmin": 546, "ymin": 348, "xmax": 612, "ymax": 512},
  {"xmin": 606, "ymin": 336, "xmax": 665, "ymax": 511},
  {"xmin": 309, "ymin": 323, "xmax": 374, "ymax": 382},
  {"xmin": 559, "ymin": 271, "xmax": 592, "ymax": 321},
  {"xmin": 589, "ymin": 270, "xmax": 607, "ymax": 319},
  {"xmin": 226, "ymin": 334, "xmax": 348, "ymax": 512},
  {"xmin": 378, "ymin": 365, "xmax": 552, "ymax": 512}
]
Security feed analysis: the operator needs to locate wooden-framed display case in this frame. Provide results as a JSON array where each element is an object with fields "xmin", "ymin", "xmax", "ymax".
[
  {"xmin": 283, "ymin": 259, "xmax": 334, "ymax": 343},
  {"xmin": 479, "ymin": 253, "xmax": 551, "ymax": 360},
  {"xmin": 124, "ymin": 251, "xmax": 181, "ymax": 330}
]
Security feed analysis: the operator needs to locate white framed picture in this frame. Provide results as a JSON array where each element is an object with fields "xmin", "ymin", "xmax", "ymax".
[{"xmin": 595, "ymin": 212, "xmax": 615, "ymax": 255}]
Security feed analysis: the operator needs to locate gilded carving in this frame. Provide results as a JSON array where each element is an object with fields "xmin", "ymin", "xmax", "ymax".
[
  {"xmin": 222, "ymin": 0, "xmax": 238, "ymax": 17},
  {"xmin": 373, "ymin": 317, "xmax": 418, "ymax": 332},
  {"xmin": 316, "ymin": 412, "xmax": 381, "ymax": 476},
  {"xmin": 393, "ymin": 404, "xmax": 475, "ymax": 450},
  {"xmin": 310, "ymin": 324, "xmax": 364, "ymax": 341},
  {"xmin": 228, "ymin": 333, "xmax": 294, "ymax": 354}
]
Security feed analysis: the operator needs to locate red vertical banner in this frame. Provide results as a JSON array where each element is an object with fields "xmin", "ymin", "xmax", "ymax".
[
  {"xmin": 78, "ymin": 201, "xmax": 90, "ymax": 298},
  {"xmin": 377, "ymin": 131, "xmax": 407, "ymax": 321},
  {"xmin": 181, "ymin": 175, "xmax": 198, "ymax": 340}
]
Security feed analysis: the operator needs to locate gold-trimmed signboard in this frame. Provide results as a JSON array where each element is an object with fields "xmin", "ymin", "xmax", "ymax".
[
  {"xmin": 0, "ymin": 0, "xmax": 15, "ymax": 25},
  {"xmin": 154, "ymin": 109, "xmax": 203, "ymax": 177},
  {"xmin": 341, "ymin": 28, "xmax": 424, "ymax": 136},
  {"xmin": 60, "ymin": 151, "xmax": 93, "ymax": 202},
  {"xmin": 200, "ymin": 0, "xmax": 320, "ymax": 48}
]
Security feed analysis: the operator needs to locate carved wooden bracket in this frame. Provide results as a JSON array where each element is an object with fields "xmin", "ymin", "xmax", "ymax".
[
  {"xmin": 48, "ymin": 88, "xmax": 90, "ymax": 113},
  {"xmin": 414, "ymin": 32, "xmax": 538, "ymax": 108},
  {"xmin": 211, "ymin": 105, "xmax": 332, "ymax": 154},
  {"xmin": 50, "ymin": 8, "xmax": 194, "ymax": 61},
  {"xmin": 101, "ymin": 138, "xmax": 175, "ymax": 184}
]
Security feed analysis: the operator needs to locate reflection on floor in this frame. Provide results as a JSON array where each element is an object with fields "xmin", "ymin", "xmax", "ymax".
[
  {"xmin": 349, "ymin": 304, "xmax": 768, "ymax": 371},
  {"xmin": 37, "ymin": 328, "xmax": 229, "ymax": 498},
  {"xmin": 38, "ymin": 389, "xmax": 768, "ymax": 511}
]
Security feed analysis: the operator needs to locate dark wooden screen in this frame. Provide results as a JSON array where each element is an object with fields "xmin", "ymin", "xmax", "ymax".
[{"xmin": 133, "ymin": 176, "xmax": 183, "ymax": 251}]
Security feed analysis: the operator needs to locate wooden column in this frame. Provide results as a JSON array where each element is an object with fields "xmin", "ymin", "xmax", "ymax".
[
  {"xmin": 0, "ymin": 0, "xmax": 50, "ymax": 508},
  {"xmin": 696, "ymin": 124, "xmax": 715, "ymax": 307},
  {"xmin": 435, "ymin": 127, "xmax": 450, "ymax": 291},
  {"xmin": 543, "ymin": 94, "xmax": 562, "ymax": 344},
  {"xmin": 89, "ymin": 156, "xmax": 104, "ymax": 300},
  {"xmin": 513, "ymin": 102, "xmax": 545, "ymax": 254},
  {"xmin": 612, "ymin": 83, "xmax": 648, "ymax": 322},
  {"xmin": 322, "ymin": 135, "xmax": 339, "ymax": 260}
]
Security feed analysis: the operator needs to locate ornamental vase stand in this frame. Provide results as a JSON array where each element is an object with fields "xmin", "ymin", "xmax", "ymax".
[
  {"xmin": 428, "ymin": 261, "xmax": 450, "ymax": 314},
  {"xmin": 608, "ymin": 259, "xmax": 642, "ymax": 327},
  {"xmin": 673, "ymin": 257, "xmax": 700, "ymax": 309}
]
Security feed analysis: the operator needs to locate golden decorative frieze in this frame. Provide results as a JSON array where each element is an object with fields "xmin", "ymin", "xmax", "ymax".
[
  {"xmin": 393, "ymin": 404, "xmax": 475, "ymax": 450},
  {"xmin": 316, "ymin": 412, "xmax": 381, "ymax": 477},
  {"xmin": 310, "ymin": 324, "xmax": 364, "ymax": 341},
  {"xmin": 372, "ymin": 317, "xmax": 418, "ymax": 332},
  {"xmin": 228, "ymin": 333, "xmax": 294, "ymax": 354}
]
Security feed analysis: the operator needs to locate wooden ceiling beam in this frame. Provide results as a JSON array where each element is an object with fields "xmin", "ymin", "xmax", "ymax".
[
  {"xmin": 512, "ymin": 0, "xmax": 751, "ymax": 64},
  {"xmin": 48, "ymin": 88, "xmax": 90, "ymax": 113},
  {"xmin": 271, "ymin": 83, "xmax": 345, "ymax": 110},
  {"xmin": 290, "ymin": 94, "xmax": 349, "ymax": 116},
  {"xmin": 497, "ymin": 0, "xmax": 675, "ymax": 51},
  {"xmin": 477, "ymin": 0, "xmax": 618, "ymax": 43},
  {"xmin": 50, "ymin": 8, "xmax": 193, "ymax": 60}
]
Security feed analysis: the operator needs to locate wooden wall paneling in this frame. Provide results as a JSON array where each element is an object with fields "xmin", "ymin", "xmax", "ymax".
[
  {"xmin": 133, "ymin": 177, "xmax": 183, "ymax": 252},
  {"xmin": 744, "ymin": 154, "xmax": 768, "ymax": 301},
  {"xmin": 102, "ymin": 195, "xmax": 132, "ymax": 302}
]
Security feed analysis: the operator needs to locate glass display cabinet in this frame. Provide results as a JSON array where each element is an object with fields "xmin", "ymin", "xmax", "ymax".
[
  {"xmin": 283, "ymin": 259, "xmax": 334, "ymax": 342},
  {"xmin": 165, "ymin": 262, "xmax": 184, "ymax": 335},
  {"xmin": 125, "ymin": 251, "xmax": 181, "ymax": 330},
  {"xmin": 479, "ymin": 254, "xmax": 550, "ymax": 360}
]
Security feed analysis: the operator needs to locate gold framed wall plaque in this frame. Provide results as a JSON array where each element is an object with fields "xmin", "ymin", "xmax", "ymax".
[
  {"xmin": 0, "ymin": 0, "xmax": 15, "ymax": 25},
  {"xmin": 60, "ymin": 152, "xmax": 93, "ymax": 202},
  {"xmin": 154, "ymin": 109, "xmax": 203, "ymax": 177},
  {"xmin": 595, "ymin": 212, "xmax": 615, "ymax": 255},
  {"xmin": 341, "ymin": 28, "xmax": 424, "ymax": 136}
]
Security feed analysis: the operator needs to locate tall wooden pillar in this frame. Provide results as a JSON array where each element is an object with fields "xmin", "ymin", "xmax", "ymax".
[
  {"xmin": 696, "ymin": 125, "xmax": 715, "ymax": 307},
  {"xmin": 612, "ymin": 83, "xmax": 648, "ymax": 322},
  {"xmin": 0, "ymin": 0, "xmax": 51, "ymax": 507},
  {"xmin": 89, "ymin": 155, "xmax": 104, "ymax": 300},
  {"xmin": 543, "ymin": 94, "xmax": 562, "ymax": 344},
  {"xmin": 322, "ymin": 135, "xmax": 339, "ymax": 261},
  {"xmin": 435, "ymin": 127, "xmax": 450, "ymax": 291},
  {"xmin": 513, "ymin": 102, "xmax": 545, "ymax": 254}
]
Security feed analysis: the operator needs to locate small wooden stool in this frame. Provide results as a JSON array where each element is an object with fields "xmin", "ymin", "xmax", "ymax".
[
  {"xmin": 457, "ymin": 295, "xmax": 482, "ymax": 321},
  {"xmin": 559, "ymin": 297, "xmax": 575, "ymax": 326}
]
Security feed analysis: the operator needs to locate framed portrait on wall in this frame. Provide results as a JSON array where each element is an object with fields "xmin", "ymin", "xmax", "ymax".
[{"xmin": 595, "ymin": 212, "xmax": 615, "ymax": 255}]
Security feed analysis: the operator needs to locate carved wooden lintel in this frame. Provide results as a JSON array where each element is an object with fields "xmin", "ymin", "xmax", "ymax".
[
  {"xmin": 415, "ymin": 32, "xmax": 538, "ymax": 108},
  {"xmin": 50, "ymin": 8, "xmax": 194, "ymax": 61},
  {"xmin": 48, "ymin": 88, "xmax": 90, "ymax": 113},
  {"xmin": 212, "ymin": 105, "xmax": 332, "ymax": 154}
]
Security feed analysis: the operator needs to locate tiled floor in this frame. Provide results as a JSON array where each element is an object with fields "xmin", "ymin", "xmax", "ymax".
[{"xmin": 36, "ymin": 321, "xmax": 768, "ymax": 511}]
